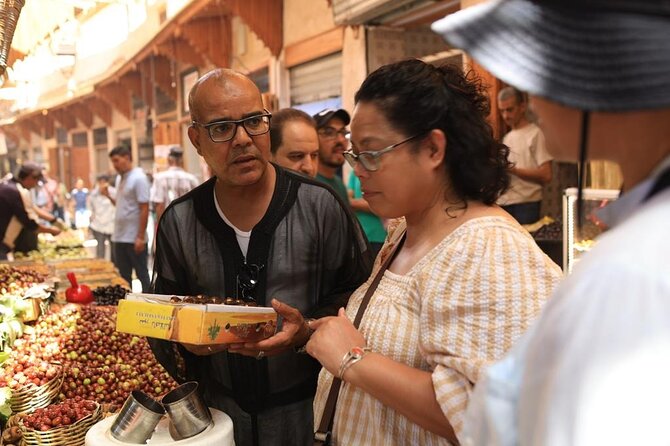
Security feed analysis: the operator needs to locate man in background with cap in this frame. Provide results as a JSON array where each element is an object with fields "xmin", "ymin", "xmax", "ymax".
[
  {"xmin": 151, "ymin": 146, "xmax": 200, "ymax": 222},
  {"xmin": 434, "ymin": 0, "xmax": 670, "ymax": 444},
  {"xmin": 0, "ymin": 162, "xmax": 61, "ymax": 260},
  {"xmin": 270, "ymin": 108, "xmax": 319, "ymax": 178},
  {"xmin": 497, "ymin": 86, "xmax": 553, "ymax": 224},
  {"xmin": 313, "ymin": 108, "xmax": 350, "ymax": 201}
]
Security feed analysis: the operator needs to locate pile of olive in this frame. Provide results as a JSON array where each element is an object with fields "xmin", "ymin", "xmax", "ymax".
[
  {"xmin": 92, "ymin": 285, "xmax": 129, "ymax": 306},
  {"xmin": 169, "ymin": 295, "xmax": 258, "ymax": 306}
]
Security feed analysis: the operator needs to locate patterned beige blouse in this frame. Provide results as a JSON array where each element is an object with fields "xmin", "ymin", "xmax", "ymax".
[{"xmin": 313, "ymin": 216, "xmax": 562, "ymax": 445}]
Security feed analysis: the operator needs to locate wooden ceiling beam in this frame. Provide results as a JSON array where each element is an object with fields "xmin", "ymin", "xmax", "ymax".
[
  {"xmin": 156, "ymin": 37, "xmax": 206, "ymax": 70},
  {"xmin": 97, "ymin": 82, "xmax": 132, "ymax": 120},
  {"xmin": 148, "ymin": 55, "xmax": 177, "ymax": 102},
  {"xmin": 182, "ymin": 15, "xmax": 232, "ymax": 68},
  {"xmin": 51, "ymin": 108, "xmax": 78, "ymax": 131},
  {"xmin": 225, "ymin": 0, "xmax": 282, "ymax": 56},
  {"xmin": 83, "ymin": 97, "xmax": 113, "ymax": 127},
  {"xmin": 69, "ymin": 103, "xmax": 93, "ymax": 128},
  {"xmin": 19, "ymin": 118, "xmax": 41, "ymax": 138},
  {"xmin": 119, "ymin": 71, "xmax": 150, "ymax": 108}
]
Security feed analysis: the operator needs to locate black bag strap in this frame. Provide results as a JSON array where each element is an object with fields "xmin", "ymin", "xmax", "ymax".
[{"xmin": 314, "ymin": 228, "xmax": 407, "ymax": 445}]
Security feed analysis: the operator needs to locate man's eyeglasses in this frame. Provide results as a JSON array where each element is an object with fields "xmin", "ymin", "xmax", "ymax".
[
  {"xmin": 318, "ymin": 127, "xmax": 350, "ymax": 140},
  {"xmin": 192, "ymin": 111, "xmax": 272, "ymax": 143},
  {"xmin": 343, "ymin": 133, "xmax": 424, "ymax": 172},
  {"xmin": 237, "ymin": 262, "xmax": 264, "ymax": 302}
]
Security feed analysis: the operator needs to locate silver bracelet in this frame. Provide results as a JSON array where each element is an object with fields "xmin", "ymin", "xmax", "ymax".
[{"xmin": 337, "ymin": 346, "xmax": 371, "ymax": 380}]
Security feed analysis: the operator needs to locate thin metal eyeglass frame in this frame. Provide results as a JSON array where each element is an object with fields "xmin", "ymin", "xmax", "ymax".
[
  {"xmin": 192, "ymin": 111, "xmax": 272, "ymax": 143},
  {"xmin": 343, "ymin": 133, "xmax": 423, "ymax": 172}
]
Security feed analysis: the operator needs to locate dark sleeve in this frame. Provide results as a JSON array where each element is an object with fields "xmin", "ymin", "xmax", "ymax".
[
  {"xmin": 311, "ymin": 193, "xmax": 374, "ymax": 319},
  {"xmin": 147, "ymin": 208, "xmax": 195, "ymax": 382}
]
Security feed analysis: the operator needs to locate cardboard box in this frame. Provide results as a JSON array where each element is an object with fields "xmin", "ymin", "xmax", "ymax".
[{"xmin": 116, "ymin": 293, "xmax": 278, "ymax": 345}]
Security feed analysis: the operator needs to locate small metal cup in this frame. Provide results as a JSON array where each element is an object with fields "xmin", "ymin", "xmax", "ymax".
[
  {"xmin": 110, "ymin": 390, "xmax": 166, "ymax": 444},
  {"xmin": 161, "ymin": 381, "xmax": 212, "ymax": 439}
]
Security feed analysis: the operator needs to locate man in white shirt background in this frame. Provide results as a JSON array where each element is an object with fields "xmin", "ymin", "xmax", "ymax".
[
  {"xmin": 151, "ymin": 146, "xmax": 200, "ymax": 222},
  {"xmin": 497, "ymin": 86, "xmax": 553, "ymax": 224}
]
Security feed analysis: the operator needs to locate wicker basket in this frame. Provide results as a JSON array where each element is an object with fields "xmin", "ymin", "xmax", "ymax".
[
  {"xmin": 18, "ymin": 401, "xmax": 102, "ymax": 446},
  {"xmin": 9, "ymin": 365, "xmax": 64, "ymax": 414},
  {"xmin": 0, "ymin": 0, "xmax": 25, "ymax": 76}
]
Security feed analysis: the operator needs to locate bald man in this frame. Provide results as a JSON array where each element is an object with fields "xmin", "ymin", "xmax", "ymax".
[{"xmin": 148, "ymin": 68, "xmax": 372, "ymax": 446}]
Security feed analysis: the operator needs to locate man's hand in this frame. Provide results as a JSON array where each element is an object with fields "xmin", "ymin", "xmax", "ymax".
[
  {"xmin": 48, "ymin": 226, "xmax": 62, "ymax": 236},
  {"xmin": 134, "ymin": 237, "xmax": 146, "ymax": 254},
  {"xmin": 228, "ymin": 299, "xmax": 310, "ymax": 358},
  {"xmin": 181, "ymin": 343, "xmax": 229, "ymax": 356}
]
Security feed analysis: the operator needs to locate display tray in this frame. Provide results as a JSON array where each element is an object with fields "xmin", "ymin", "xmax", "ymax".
[{"xmin": 116, "ymin": 293, "xmax": 278, "ymax": 345}]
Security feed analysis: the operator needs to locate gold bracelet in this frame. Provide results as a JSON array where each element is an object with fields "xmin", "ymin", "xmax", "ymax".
[{"xmin": 337, "ymin": 346, "xmax": 371, "ymax": 380}]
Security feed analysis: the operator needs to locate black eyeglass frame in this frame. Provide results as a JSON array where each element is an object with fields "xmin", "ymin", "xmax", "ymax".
[
  {"xmin": 192, "ymin": 111, "xmax": 272, "ymax": 143},
  {"xmin": 343, "ymin": 133, "xmax": 424, "ymax": 172}
]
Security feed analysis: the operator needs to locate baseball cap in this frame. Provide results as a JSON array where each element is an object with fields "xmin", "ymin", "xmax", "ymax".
[
  {"xmin": 17, "ymin": 162, "xmax": 44, "ymax": 181},
  {"xmin": 168, "ymin": 146, "xmax": 184, "ymax": 157},
  {"xmin": 313, "ymin": 108, "xmax": 351, "ymax": 129}
]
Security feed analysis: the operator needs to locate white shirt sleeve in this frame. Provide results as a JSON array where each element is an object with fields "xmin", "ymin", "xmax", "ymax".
[{"xmin": 532, "ymin": 128, "xmax": 553, "ymax": 166}]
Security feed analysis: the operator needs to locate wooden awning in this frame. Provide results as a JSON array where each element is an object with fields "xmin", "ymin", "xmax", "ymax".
[{"xmin": 5, "ymin": 0, "xmax": 283, "ymax": 141}]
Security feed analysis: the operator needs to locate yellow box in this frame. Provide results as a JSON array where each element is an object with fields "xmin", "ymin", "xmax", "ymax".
[{"xmin": 116, "ymin": 293, "xmax": 278, "ymax": 345}]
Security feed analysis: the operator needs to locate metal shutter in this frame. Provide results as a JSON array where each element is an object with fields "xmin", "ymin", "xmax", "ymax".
[{"xmin": 290, "ymin": 53, "xmax": 342, "ymax": 106}]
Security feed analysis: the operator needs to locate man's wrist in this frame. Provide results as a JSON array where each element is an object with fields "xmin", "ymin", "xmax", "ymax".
[{"xmin": 294, "ymin": 318, "xmax": 316, "ymax": 354}]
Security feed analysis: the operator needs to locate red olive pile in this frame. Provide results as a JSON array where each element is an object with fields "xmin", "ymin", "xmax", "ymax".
[
  {"xmin": 0, "ymin": 361, "xmax": 59, "ymax": 389},
  {"xmin": 20, "ymin": 397, "xmax": 97, "ymax": 431},
  {"xmin": 1, "ymin": 304, "xmax": 177, "ymax": 406}
]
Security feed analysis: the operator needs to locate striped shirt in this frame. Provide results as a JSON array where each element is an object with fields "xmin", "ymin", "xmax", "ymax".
[
  {"xmin": 150, "ymin": 167, "xmax": 199, "ymax": 209},
  {"xmin": 313, "ymin": 216, "xmax": 562, "ymax": 445}
]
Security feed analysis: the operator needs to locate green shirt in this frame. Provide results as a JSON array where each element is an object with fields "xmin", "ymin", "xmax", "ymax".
[
  {"xmin": 347, "ymin": 173, "xmax": 387, "ymax": 243},
  {"xmin": 316, "ymin": 173, "xmax": 349, "ymax": 203}
]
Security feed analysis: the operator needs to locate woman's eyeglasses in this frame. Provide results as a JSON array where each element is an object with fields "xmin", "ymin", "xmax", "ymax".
[
  {"xmin": 192, "ymin": 111, "xmax": 272, "ymax": 143},
  {"xmin": 343, "ymin": 133, "xmax": 423, "ymax": 172},
  {"xmin": 237, "ymin": 262, "xmax": 264, "ymax": 302}
]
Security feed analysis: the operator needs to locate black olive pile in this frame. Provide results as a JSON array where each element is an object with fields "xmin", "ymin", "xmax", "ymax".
[
  {"xmin": 92, "ymin": 285, "xmax": 129, "ymax": 306},
  {"xmin": 532, "ymin": 220, "xmax": 562, "ymax": 241},
  {"xmin": 169, "ymin": 295, "xmax": 258, "ymax": 306}
]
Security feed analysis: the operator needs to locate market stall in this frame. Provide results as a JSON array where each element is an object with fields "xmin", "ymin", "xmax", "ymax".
[{"xmin": 0, "ymin": 257, "xmax": 177, "ymax": 445}]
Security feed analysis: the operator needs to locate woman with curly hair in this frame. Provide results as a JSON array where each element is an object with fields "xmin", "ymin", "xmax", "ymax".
[{"xmin": 305, "ymin": 59, "xmax": 562, "ymax": 445}]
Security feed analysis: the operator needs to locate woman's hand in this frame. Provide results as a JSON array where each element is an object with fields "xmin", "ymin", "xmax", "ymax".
[{"xmin": 306, "ymin": 307, "xmax": 366, "ymax": 377}]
